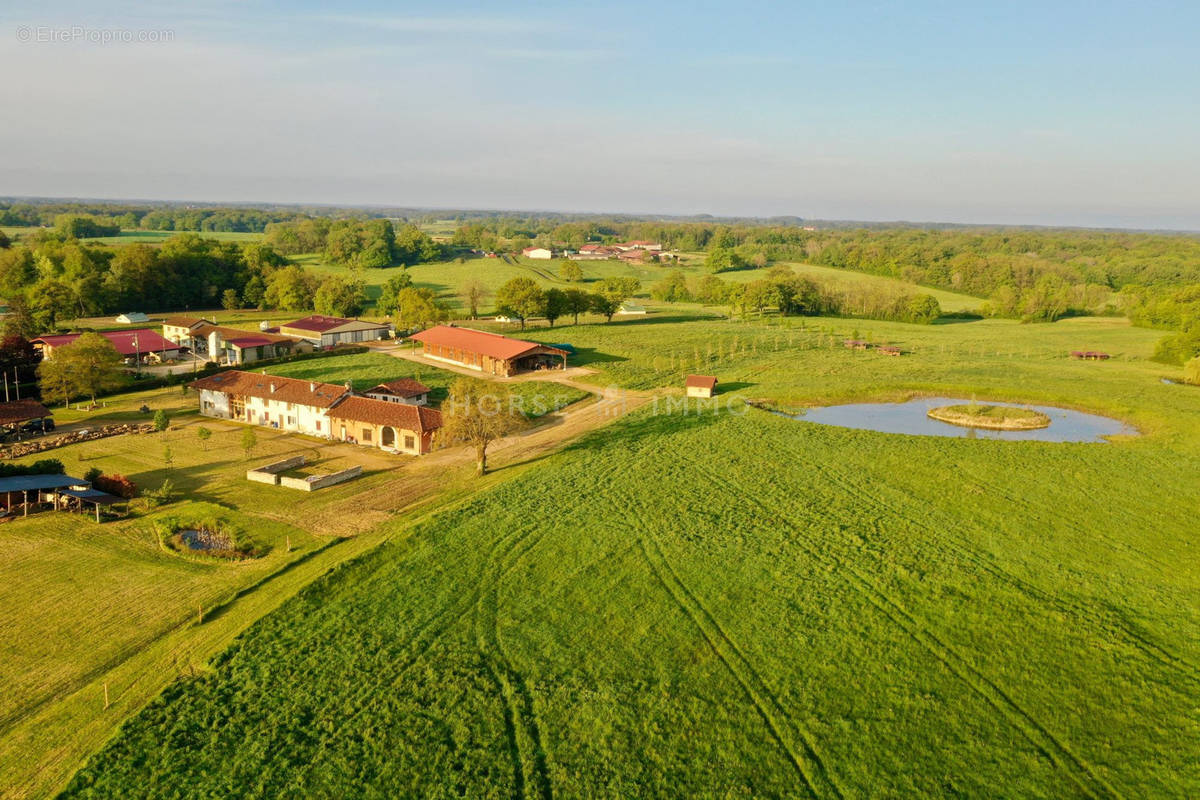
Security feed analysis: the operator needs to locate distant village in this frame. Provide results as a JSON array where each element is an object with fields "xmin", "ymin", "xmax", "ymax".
[{"xmin": 519, "ymin": 240, "xmax": 674, "ymax": 262}]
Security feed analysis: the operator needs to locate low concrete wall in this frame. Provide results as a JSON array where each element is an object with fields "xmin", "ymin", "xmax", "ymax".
[
  {"xmin": 279, "ymin": 465, "xmax": 362, "ymax": 492},
  {"xmin": 246, "ymin": 455, "xmax": 306, "ymax": 485}
]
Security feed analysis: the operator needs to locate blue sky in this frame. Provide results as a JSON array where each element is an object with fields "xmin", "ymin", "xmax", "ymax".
[{"xmin": 2, "ymin": 0, "xmax": 1198, "ymax": 228}]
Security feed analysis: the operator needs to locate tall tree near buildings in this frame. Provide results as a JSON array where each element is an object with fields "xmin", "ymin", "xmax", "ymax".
[
  {"xmin": 495, "ymin": 277, "xmax": 546, "ymax": 330},
  {"xmin": 440, "ymin": 377, "xmax": 525, "ymax": 476},
  {"xmin": 376, "ymin": 272, "xmax": 414, "ymax": 317},
  {"xmin": 559, "ymin": 260, "xmax": 583, "ymax": 282},
  {"xmin": 563, "ymin": 289, "xmax": 591, "ymax": 325},
  {"xmin": 393, "ymin": 287, "xmax": 448, "ymax": 331},
  {"xmin": 590, "ymin": 277, "xmax": 640, "ymax": 323},
  {"xmin": 544, "ymin": 288, "xmax": 567, "ymax": 327},
  {"xmin": 65, "ymin": 333, "xmax": 125, "ymax": 404},
  {"xmin": 461, "ymin": 278, "xmax": 487, "ymax": 320}
]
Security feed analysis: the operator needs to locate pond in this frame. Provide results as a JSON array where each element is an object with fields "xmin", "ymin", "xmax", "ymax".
[
  {"xmin": 786, "ymin": 397, "xmax": 1135, "ymax": 443},
  {"xmin": 179, "ymin": 528, "xmax": 235, "ymax": 552}
]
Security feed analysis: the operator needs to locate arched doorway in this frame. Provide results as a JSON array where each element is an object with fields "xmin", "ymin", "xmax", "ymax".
[{"xmin": 381, "ymin": 426, "xmax": 395, "ymax": 449}]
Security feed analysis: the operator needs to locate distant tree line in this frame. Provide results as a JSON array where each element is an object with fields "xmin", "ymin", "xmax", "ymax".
[
  {"xmin": 652, "ymin": 267, "xmax": 942, "ymax": 324},
  {"xmin": 264, "ymin": 219, "xmax": 445, "ymax": 267}
]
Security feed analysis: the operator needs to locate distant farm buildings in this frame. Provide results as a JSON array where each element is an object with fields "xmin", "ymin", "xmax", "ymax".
[
  {"xmin": 568, "ymin": 241, "xmax": 667, "ymax": 261},
  {"xmin": 278, "ymin": 315, "xmax": 390, "ymax": 348},
  {"xmin": 409, "ymin": 326, "xmax": 569, "ymax": 377},
  {"xmin": 521, "ymin": 247, "xmax": 555, "ymax": 260},
  {"xmin": 32, "ymin": 329, "xmax": 182, "ymax": 364},
  {"xmin": 163, "ymin": 318, "xmax": 313, "ymax": 365},
  {"xmin": 190, "ymin": 370, "xmax": 441, "ymax": 455},
  {"xmin": 114, "ymin": 312, "xmax": 149, "ymax": 324},
  {"xmin": 685, "ymin": 375, "xmax": 718, "ymax": 398}
]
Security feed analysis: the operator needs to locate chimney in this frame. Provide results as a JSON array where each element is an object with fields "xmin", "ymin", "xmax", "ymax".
[
  {"xmin": 310, "ymin": 382, "xmax": 316, "ymax": 392},
  {"xmin": 269, "ymin": 383, "xmax": 276, "ymax": 393}
]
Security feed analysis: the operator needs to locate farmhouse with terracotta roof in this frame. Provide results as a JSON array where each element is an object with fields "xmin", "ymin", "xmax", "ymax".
[
  {"xmin": 408, "ymin": 326, "xmax": 569, "ymax": 377},
  {"xmin": 278, "ymin": 315, "xmax": 391, "ymax": 348},
  {"xmin": 365, "ymin": 378, "xmax": 430, "ymax": 406},
  {"xmin": 189, "ymin": 370, "xmax": 442, "ymax": 455}
]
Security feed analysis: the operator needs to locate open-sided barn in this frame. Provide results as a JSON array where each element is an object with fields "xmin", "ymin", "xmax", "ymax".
[{"xmin": 408, "ymin": 326, "xmax": 568, "ymax": 377}]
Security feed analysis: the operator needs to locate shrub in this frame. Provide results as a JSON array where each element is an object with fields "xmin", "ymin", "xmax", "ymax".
[
  {"xmin": 95, "ymin": 473, "xmax": 137, "ymax": 499},
  {"xmin": 83, "ymin": 467, "xmax": 102, "ymax": 484},
  {"xmin": 153, "ymin": 409, "xmax": 170, "ymax": 431},
  {"xmin": 1185, "ymin": 357, "xmax": 1200, "ymax": 386},
  {"xmin": 142, "ymin": 478, "xmax": 177, "ymax": 508}
]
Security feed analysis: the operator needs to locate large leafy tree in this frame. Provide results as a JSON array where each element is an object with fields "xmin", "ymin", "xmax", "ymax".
[
  {"xmin": 563, "ymin": 289, "xmax": 592, "ymax": 325},
  {"xmin": 495, "ymin": 277, "xmax": 546, "ymax": 329},
  {"xmin": 37, "ymin": 333, "xmax": 124, "ymax": 406},
  {"xmin": 590, "ymin": 277, "xmax": 640, "ymax": 323},
  {"xmin": 393, "ymin": 287, "xmax": 448, "ymax": 331},
  {"xmin": 314, "ymin": 276, "xmax": 368, "ymax": 317},
  {"xmin": 376, "ymin": 272, "xmax": 414, "ymax": 316},
  {"xmin": 440, "ymin": 377, "xmax": 525, "ymax": 476},
  {"xmin": 264, "ymin": 266, "xmax": 318, "ymax": 312}
]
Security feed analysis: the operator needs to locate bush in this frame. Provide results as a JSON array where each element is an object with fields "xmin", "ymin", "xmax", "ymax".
[
  {"xmin": 84, "ymin": 467, "xmax": 102, "ymax": 484},
  {"xmin": 153, "ymin": 409, "xmax": 170, "ymax": 432},
  {"xmin": 95, "ymin": 473, "xmax": 137, "ymax": 499},
  {"xmin": 142, "ymin": 478, "xmax": 177, "ymax": 508},
  {"xmin": 1185, "ymin": 357, "xmax": 1200, "ymax": 386}
]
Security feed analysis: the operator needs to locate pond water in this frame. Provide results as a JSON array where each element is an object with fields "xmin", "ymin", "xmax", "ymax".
[{"xmin": 786, "ymin": 397, "xmax": 1135, "ymax": 443}]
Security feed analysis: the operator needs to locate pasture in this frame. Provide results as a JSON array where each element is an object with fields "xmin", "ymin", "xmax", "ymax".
[
  {"xmin": 59, "ymin": 319, "xmax": 1200, "ymax": 795},
  {"xmin": 49, "ymin": 310, "xmax": 1200, "ymax": 797}
]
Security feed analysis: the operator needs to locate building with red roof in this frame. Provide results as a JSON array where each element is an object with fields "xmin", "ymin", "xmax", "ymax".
[
  {"xmin": 278, "ymin": 315, "xmax": 390, "ymax": 347},
  {"xmin": 188, "ymin": 369, "xmax": 442, "ymax": 454},
  {"xmin": 408, "ymin": 326, "xmax": 569, "ymax": 377},
  {"xmin": 365, "ymin": 378, "xmax": 430, "ymax": 406},
  {"xmin": 685, "ymin": 375, "xmax": 718, "ymax": 398},
  {"xmin": 32, "ymin": 329, "xmax": 182, "ymax": 363}
]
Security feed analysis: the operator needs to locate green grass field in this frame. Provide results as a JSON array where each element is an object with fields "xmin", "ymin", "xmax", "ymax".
[{"xmin": 47, "ymin": 311, "xmax": 1200, "ymax": 797}]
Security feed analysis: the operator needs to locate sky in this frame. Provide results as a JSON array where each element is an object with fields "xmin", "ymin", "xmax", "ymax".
[{"xmin": 1, "ymin": 0, "xmax": 1198, "ymax": 229}]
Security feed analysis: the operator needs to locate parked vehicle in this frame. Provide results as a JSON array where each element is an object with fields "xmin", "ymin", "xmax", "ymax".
[{"xmin": 20, "ymin": 418, "xmax": 54, "ymax": 434}]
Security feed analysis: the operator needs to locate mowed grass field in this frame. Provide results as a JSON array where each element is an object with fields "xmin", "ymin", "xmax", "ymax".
[{"xmin": 57, "ymin": 313, "xmax": 1200, "ymax": 797}]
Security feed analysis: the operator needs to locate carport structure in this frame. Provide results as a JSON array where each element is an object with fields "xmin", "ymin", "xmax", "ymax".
[{"xmin": 0, "ymin": 474, "xmax": 126, "ymax": 522}]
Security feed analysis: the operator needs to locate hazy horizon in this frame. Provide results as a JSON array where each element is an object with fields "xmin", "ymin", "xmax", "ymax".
[{"xmin": 3, "ymin": 0, "xmax": 1198, "ymax": 230}]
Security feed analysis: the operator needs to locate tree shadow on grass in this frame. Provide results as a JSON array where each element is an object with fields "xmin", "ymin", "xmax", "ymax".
[{"xmin": 716, "ymin": 381, "xmax": 756, "ymax": 394}]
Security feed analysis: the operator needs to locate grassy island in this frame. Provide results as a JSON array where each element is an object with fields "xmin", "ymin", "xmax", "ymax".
[{"xmin": 927, "ymin": 403, "xmax": 1051, "ymax": 430}]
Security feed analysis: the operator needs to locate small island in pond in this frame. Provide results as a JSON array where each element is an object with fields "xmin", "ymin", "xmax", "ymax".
[{"xmin": 927, "ymin": 404, "xmax": 1051, "ymax": 431}]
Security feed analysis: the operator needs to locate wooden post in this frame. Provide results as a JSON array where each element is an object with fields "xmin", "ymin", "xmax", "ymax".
[
  {"xmin": 103, "ymin": 683, "xmax": 110, "ymax": 710},
  {"xmin": 95, "ymin": 502, "xmax": 100, "ymax": 523},
  {"xmin": 197, "ymin": 604, "xmax": 203, "ymax": 625},
  {"xmin": 286, "ymin": 536, "xmax": 291, "ymax": 553}
]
